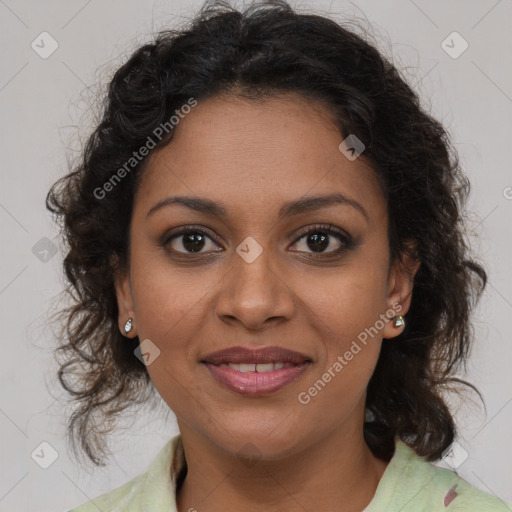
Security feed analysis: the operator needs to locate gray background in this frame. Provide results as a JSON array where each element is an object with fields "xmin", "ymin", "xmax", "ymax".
[{"xmin": 1, "ymin": 0, "xmax": 511, "ymax": 510}]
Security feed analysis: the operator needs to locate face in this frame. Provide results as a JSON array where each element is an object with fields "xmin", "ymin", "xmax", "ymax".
[{"xmin": 114, "ymin": 92, "xmax": 419, "ymax": 460}]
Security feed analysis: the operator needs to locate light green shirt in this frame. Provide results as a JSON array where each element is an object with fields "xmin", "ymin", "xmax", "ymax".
[{"xmin": 69, "ymin": 433, "xmax": 511, "ymax": 511}]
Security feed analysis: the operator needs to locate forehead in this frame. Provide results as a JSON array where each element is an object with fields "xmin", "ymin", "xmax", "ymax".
[{"xmin": 135, "ymin": 93, "xmax": 386, "ymax": 225}]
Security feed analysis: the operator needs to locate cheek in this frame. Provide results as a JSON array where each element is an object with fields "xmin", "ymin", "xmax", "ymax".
[
  {"xmin": 299, "ymin": 257, "xmax": 389, "ymax": 343},
  {"xmin": 130, "ymin": 246, "xmax": 215, "ymax": 342},
  {"xmin": 293, "ymin": 260, "xmax": 388, "ymax": 409},
  {"xmin": 130, "ymin": 266, "xmax": 206, "ymax": 415},
  {"xmin": 127, "ymin": 253, "xmax": 204, "ymax": 386},
  {"xmin": 297, "ymin": 286, "xmax": 384, "ymax": 425}
]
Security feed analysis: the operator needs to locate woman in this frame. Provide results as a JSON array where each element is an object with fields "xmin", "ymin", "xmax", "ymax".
[{"xmin": 47, "ymin": 1, "xmax": 511, "ymax": 510}]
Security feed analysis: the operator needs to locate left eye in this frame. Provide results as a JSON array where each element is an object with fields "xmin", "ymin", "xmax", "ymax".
[{"xmin": 290, "ymin": 226, "xmax": 351, "ymax": 255}]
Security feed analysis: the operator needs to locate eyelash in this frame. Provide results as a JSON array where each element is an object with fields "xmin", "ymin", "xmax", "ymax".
[{"xmin": 161, "ymin": 223, "xmax": 354, "ymax": 259}]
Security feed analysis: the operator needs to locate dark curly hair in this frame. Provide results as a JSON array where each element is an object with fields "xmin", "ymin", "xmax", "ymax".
[{"xmin": 46, "ymin": 0, "xmax": 487, "ymax": 467}]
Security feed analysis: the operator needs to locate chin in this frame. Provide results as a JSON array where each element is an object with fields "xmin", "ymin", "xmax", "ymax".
[{"xmin": 211, "ymin": 422, "xmax": 308, "ymax": 462}]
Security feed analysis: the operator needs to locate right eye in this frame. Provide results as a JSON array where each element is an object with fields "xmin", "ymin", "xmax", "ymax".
[{"xmin": 161, "ymin": 226, "xmax": 224, "ymax": 255}]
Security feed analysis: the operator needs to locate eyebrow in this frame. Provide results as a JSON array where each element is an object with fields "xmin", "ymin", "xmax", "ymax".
[{"xmin": 146, "ymin": 192, "xmax": 369, "ymax": 223}]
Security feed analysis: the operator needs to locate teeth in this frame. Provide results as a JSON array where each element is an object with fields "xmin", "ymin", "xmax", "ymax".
[
  {"xmin": 239, "ymin": 363, "xmax": 257, "ymax": 373},
  {"xmin": 254, "ymin": 363, "xmax": 274, "ymax": 373},
  {"xmin": 219, "ymin": 362, "xmax": 295, "ymax": 372}
]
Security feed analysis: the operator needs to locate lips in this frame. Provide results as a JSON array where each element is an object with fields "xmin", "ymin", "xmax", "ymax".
[
  {"xmin": 201, "ymin": 345, "xmax": 312, "ymax": 366},
  {"xmin": 200, "ymin": 346, "xmax": 313, "ymax": 396},
  {"xmin": 203, "ymin": 361, "xmax": 310, "ymax": 396}
]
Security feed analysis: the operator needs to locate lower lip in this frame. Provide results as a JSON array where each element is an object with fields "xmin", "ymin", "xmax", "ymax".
[{"xmin": 202, "ymin": 362, "xmax": 311, "ymax": 396}]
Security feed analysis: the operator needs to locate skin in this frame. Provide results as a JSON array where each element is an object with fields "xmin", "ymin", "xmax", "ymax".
[{"xmin": 114, "ymin": 92, "xmax": 420, "ymax": 512}]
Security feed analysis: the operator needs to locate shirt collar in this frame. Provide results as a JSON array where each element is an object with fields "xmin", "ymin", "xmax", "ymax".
[{"xmin": 140, "ymin": 433, "xmax": 184, "ymax": 511}]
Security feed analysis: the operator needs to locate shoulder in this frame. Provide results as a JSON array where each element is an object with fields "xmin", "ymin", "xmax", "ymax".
[
  {"xmin": 68, "ymin": 472, "xmax": 147, "ymax": 511},
  {"xmin": 444, "ymin": 475, "xmax": 512, "ymax": 511},
  {"xmin": 68, "ymin": 434, "xmax": 182, "ymax": 512},
  {"xmin": 366, "ymin": 438, "xmax": 512, "ymax": 511}
]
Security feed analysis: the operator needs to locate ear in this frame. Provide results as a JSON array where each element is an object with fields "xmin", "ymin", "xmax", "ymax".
[
  {"xmin": 382, "ymin": 241, "xmax": 421, "ymax": 340},
  {"xmin": 111, "ymin": 254, "xmax": 137, "ymax": 338}
]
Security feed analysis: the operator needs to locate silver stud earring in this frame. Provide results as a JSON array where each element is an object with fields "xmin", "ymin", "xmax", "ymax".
[
  {"xmin": 124, "ymin": 318, "xmax": 133, "ymax": 334},
  {"xmin": 394, "ymin": 315, "xmax": 405, "ymax": 328}
]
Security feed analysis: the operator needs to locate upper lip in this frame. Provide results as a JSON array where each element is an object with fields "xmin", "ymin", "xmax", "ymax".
[{"xmin": 201, "ymin": 346, "xmax": 312, "ymax": 365}]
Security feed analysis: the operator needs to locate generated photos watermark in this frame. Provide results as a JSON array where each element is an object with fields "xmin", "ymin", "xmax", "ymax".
[
  {"xmin": 297, "ymin": 303, "xmax": 402, "ymax": 405},
  {"xmin": 93, "ymin": 97, "xmax": 198, "ymax": 200}
]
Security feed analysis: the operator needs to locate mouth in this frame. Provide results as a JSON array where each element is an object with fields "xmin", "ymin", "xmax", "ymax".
[{"xmin": 200, "ymin": 346, "xmax": 312, "ymax": 396}]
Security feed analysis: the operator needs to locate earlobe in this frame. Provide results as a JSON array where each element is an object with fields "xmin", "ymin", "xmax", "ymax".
[
  {"xmin": 111, "ymin": 254, "xmax": 137, "ymax": 338},
  {"xmin": 382, "ymin": 243, "xmax": 421, "ymax": 340}
]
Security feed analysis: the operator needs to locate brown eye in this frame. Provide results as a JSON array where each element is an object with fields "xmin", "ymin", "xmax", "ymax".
[
  {"xmin": 290, "ymin": 225, "xmax": 353, "ymax": 256},
  {"xmin": 162, "ymin": 227, "xmax": 223, "ymax": 254}
]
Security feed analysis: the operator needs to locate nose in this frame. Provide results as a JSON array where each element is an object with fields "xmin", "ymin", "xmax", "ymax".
[{"xmin": 214, "ymin": 242, "xmax": 295, "ymax": 331}]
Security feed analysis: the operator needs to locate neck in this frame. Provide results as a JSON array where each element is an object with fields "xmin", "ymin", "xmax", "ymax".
[{"xmin": 175, "ymin": 421, "xmax": 390, "ymax": 512}]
